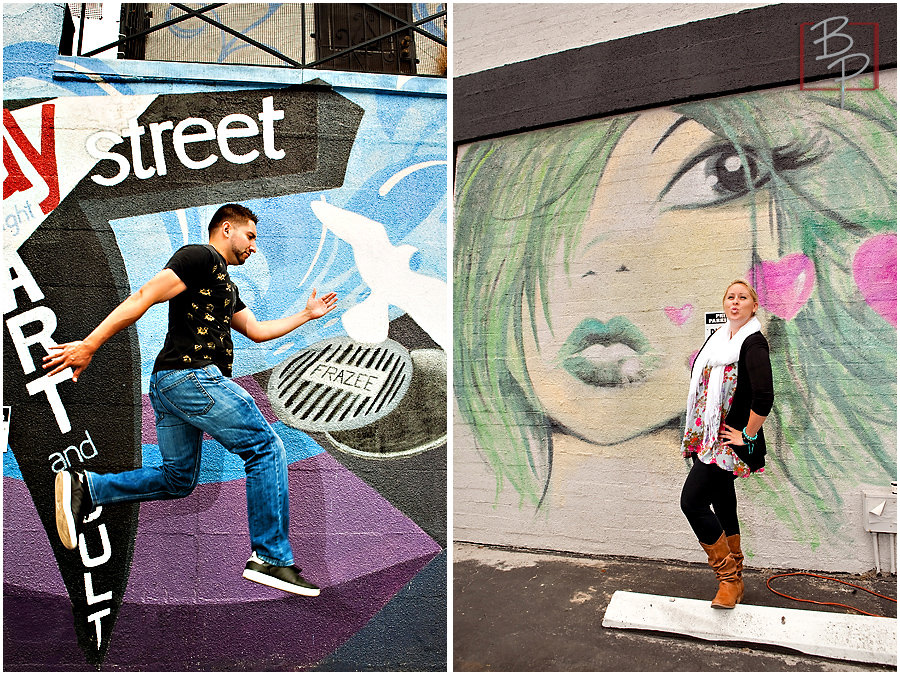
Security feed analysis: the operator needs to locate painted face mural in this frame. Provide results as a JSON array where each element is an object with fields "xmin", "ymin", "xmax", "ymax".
[
  {"xmin": 3, "ymin": 10, "xmax": 447, "ymax": 669},
  {"xmin": 521, "ymin": 111, "xmax": 780, "ymax": 444},
  {"xmin": 454, "ymin": 78, "xmax": 897, "ymax": 550}
]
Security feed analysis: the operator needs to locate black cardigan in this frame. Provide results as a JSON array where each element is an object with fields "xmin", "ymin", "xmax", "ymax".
[{"xmin": 693, "ymin": 331, "xmax": 774, "ymax": 471}]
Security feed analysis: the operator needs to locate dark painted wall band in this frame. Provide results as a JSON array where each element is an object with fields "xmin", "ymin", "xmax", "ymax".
[{"xmin": 454, "ymin": 3, "xmax": 897, "ymax": 145}]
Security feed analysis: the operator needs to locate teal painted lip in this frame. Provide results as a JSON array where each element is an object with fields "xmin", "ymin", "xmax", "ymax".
[{"xmin": 558, "ymin": 317, "xmax": 659, "ymax": 387}]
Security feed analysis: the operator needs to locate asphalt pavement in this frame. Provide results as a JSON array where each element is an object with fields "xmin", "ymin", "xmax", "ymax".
[{"xmin": 453, "ymin": 542, "xmax": 897, "ymax": 672}]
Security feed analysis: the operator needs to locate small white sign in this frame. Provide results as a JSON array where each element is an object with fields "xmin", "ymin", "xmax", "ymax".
[{"xmin": 705, "ymin": 311, "xmax": 727, "ymax": 339}]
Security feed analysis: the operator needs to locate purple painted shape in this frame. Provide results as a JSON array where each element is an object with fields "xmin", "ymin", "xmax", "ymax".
[
  {"xmin": 3, "ymin": 452, "xmax": 441, "ymax": 669},
  {"xmin": 124, "ymin": 451, "xmax": 438, "ymax": 602},
  {"xmin": 3, "ymin": 478, "xmax": 67, "ymax": 595},
  {"xmin": 235, "ymin": 373, "xmax": 279, "ymax": 423},
  {"xmin": 141, "ymin": 393, "xmax": 157, "ymax": 444},
  {"xmin": 6, "ymin": 552, "xmax": 435, "ymax": 670},
  {"xmin": 853, "ymin": 234, "xmax": 897, "ymax": 326}
]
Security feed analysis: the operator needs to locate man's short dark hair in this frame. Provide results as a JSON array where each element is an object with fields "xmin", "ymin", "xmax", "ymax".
[{"xmin": 208, "ymin": 203, "xmax": 258, "ymax": 233}]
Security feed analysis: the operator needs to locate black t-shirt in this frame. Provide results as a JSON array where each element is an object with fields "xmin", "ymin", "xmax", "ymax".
[{"xmin": 152, "ymin": 244, "xmax": 246, "ymax": 376}]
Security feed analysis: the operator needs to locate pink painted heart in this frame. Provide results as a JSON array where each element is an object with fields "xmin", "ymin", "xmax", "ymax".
[
  {"xmin": 853, "ymin": 234, "xmax": 897, "ymax": 326},
  {"xmin": 664, "ymin": 303, "xmax": 694, "ymax": 326},
  {"xmin": 748, "ymin": 253, "xmax": 815, "ymax": 320}
]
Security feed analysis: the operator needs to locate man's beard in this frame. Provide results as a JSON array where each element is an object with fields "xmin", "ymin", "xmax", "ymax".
[{"xmin": 231, "ymin": 243, "xmax": 248, "ymax": 264}]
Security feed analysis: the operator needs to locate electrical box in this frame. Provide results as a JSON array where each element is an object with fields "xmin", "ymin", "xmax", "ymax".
[{"xmin": 862, "ymin": 488, "xmax": 897, "ymax": 533}]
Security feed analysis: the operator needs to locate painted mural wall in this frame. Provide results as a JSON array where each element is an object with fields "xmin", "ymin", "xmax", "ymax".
[
  {"xmin": 454, "ymin": 72, "xmax": 897, "ymax": 574},
  {"xmin": 3, "ymin": 3, "xmax": 446, "ymax": 670}
]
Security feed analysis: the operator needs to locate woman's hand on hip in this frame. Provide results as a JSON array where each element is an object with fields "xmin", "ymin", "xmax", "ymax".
[{"xmin": 720, "ymin": 424, "xmax": 745, "ymax": 446}]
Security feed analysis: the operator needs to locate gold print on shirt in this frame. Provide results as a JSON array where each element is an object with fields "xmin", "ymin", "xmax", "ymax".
[
  {"xmin": 194, "ymin": 344, "xmax": 202, "ymax": 351},
  {"xmin": 204, "ymin": 314, "xmax": 215, "ymax": 322},
  {"xmin": 207, "ymin": 342, "xmax": 215, "ymax": 349},
  {"xmin": 200, "ymin": 289, "xmax": 211, "ymax": 296},
  {"xmin": 206, "ymin": 304, "xmax": 215, "ymax": 312},
  {"xmin": 191, "ymin": 303, "xmax": 199, "ymax": 310},
  {"xmin": 182, "ymin": 355, "xmax": 192, "ymax": 363},
  {"xmin": 224, "ymin": 298, "xmax": 231, "ymax": 307},
  {"xmin": 197, "ymin": 327, "xmax": 208, "ymax": 335},
  {"xmin": 217, "ymin": 273, "xmax": 226, "ymax": 281}
]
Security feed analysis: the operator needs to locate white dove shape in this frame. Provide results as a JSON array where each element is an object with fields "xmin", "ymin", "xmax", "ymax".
[{"xmin": 310, "ymin": 199, "xmax": 448, "ymax": 349}]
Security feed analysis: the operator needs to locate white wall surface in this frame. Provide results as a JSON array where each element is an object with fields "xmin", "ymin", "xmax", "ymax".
[{"xmin": 453, "ymin": 2, "xmax": 775, "ymax": 77}]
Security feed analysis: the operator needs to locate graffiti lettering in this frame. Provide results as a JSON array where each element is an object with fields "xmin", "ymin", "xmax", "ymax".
[
  {"xmin": 87, "ymin": 95, "xmax": 286, "ymax": 186},
  {"xmin": 810, "ymin": 16, "xmax": 871, "ymax": 108},
  {"xmin": 7, "ymin": 306, "xmax": 58, "ymax": 374},
  {"xmin": 79, "ymin": 522, "xmax": 112, "ymax": 567},
  {"xmin": 48, "ymin": 429, "xmax": 99, "ymax": 473},
  {"xmin": 306, "ymin": 362, "xmax": 381, "ymax": 393},
  {"xmin": 3, "ymin": 251, "xmax": 73, "ymax": 434},
  {"xmin": 2, "ymin": 104, "xmax": 60, "ymax": 214},
  {"xmin": 4, "ymin": 199, "xmax": 35, "ymax": 236},
  {"xmin": 78, "ymin": 516, "xmax": 113, "ymax": 646}
]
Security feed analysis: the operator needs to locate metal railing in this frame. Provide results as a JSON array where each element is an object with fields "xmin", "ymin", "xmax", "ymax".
[{"xmin": 66, "ymin": 3, "xmax": 447, "ymax": 76}]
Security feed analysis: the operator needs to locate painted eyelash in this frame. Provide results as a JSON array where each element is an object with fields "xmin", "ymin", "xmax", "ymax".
[{"xmin": 771, "ymin": 133, "xmax": 829, "ymax": 171}]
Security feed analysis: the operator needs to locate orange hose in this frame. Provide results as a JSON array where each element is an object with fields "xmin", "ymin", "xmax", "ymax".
[{"xmin": 766, "ymin": 571, "xmax": 897, "ymax": 618}]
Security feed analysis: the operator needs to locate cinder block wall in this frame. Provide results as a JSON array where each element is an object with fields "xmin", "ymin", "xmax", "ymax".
[
  {"xmin": 453, "ymin": 2, "xmax": 772, "ymax": 76},
  {"xmin": 453, "ymin": 4, "xmax": 897, "ymax": 574},
  {"xmin": 4, "ymin": 3, "xmax": 446, "ymax": 670}
]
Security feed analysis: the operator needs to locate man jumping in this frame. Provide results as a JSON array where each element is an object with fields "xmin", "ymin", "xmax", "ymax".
[{"xmin": 45, "ymin": 203, "xmax": 337, "ymax": 596}]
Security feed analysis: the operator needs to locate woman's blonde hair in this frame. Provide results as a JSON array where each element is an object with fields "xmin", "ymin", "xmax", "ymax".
[{"xmin": 722, "ymin": 279, "xmax": 759, "ymax": 308}]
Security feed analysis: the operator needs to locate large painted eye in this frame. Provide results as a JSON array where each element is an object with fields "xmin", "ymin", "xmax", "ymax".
[{"xmin": 658, "ymin": 144, "xmax": 772, "ymax": 209}]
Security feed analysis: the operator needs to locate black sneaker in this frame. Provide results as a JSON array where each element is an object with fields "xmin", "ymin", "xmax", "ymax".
[
  {"xmin": 54, "ymin": 470, "xmax": 91, "ymax": 550},
  {"xmin": 242, "ymin": 552, "xmax": 321, "ymax": 597}
]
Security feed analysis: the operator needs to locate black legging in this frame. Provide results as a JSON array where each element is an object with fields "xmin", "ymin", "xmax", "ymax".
[{"xmin": 680, "ymin": 455, "xmax": 740, "ymax": 545}]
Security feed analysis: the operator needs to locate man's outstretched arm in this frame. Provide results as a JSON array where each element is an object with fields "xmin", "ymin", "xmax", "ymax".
[
  {"xmin": 231, "ymin": 289, "xmax": 338, "ymax": 343},
  {"xmin": 43, "ymin": 269, "xmax": 187, "ymax": 382}
]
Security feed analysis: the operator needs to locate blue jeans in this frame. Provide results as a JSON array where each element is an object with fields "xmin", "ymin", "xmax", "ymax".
[{"xmin": 84, "ymin": 366, "xmax": 294, "ymax": 566}]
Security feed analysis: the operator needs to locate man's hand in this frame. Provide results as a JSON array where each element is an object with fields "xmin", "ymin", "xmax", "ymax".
[
  {"xmin": 43, "ymin": 341, "xmax": 96, "ymax": 382},
  {"xmin": 306, "ymin": 289, "xmax": 338, "ymax": 320}
]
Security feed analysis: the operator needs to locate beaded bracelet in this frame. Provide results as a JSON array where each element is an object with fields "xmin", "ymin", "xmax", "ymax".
[{"xmin": 742, "ymin": 427, "xmax": 758, "ymax": 453}]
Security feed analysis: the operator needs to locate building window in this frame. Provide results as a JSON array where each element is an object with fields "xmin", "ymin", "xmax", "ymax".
[{"xmin": 64, "ymin": 3, "xmax": 446, "ymax": 76}]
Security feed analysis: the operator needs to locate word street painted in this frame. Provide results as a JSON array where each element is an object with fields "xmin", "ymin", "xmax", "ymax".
[{"xmin": 88, "ymin": 96, "xmax": 285, "ymax": 186}]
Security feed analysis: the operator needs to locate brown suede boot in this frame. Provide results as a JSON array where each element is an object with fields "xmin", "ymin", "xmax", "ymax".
[
  {"xmin": 726, "ymin": 533, "xmax": 745, "ymax": 600},
  {"xmin": 699, "ymin": 532, "xmax": 743, "ymax": 609}
]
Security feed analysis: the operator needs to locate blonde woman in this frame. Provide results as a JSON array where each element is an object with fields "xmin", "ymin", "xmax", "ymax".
[{"xmin": 680, "ymin": 280, "xmax": 772, "ymax": 608}]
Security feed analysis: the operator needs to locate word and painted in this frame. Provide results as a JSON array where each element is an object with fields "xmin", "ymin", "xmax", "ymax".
[{"xmin": 49, "ymin": 428, "xmax": 99, "ymax": 472}]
